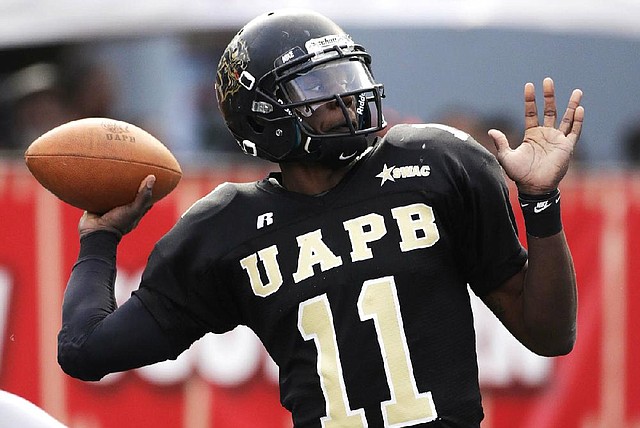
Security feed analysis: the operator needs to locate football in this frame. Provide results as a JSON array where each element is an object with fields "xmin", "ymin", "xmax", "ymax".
[{"xmin": 24, "ymin": 117, "xmax": 182, "ymax": 214}]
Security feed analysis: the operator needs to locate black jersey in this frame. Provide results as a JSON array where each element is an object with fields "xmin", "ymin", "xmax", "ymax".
[{"xmin": 134, "ymin": 124, "xmax": 528, "ymax": 428}]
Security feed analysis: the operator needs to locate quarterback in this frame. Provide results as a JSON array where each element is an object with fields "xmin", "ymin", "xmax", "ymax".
[{"xmin": 58, "ymin": 9, "xmax": 583, "ymax": 427}]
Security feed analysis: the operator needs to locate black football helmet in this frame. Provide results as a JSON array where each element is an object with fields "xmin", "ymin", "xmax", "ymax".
[{"xmin": 215, "ymin": 9, "xmax": 386, "ymax": 164}]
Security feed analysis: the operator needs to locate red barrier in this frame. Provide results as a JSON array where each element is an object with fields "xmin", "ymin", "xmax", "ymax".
[{"xmin": 1, "ymin": 161, "xmax": 639, "ymax": 428}]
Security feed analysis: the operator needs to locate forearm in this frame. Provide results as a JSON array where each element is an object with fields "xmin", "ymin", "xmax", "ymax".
[
  {"xmin": 483, "ymin": 196, "xmax": 578, "ymax": 356},
  {"xmin": 521, "ymin": 230, "xmax": 577, "ymax": 355},
  {"xmin": 58, "ymin": 231, "xmax": 174, "ymax": 380},
  {"xmin": 58, "ymin": 231, "xmax": 120, "ymax": 375}
]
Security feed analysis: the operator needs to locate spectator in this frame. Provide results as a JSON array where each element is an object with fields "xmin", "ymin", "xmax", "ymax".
[
  {"xmin": 0, "ymin": 63, "xmax": 71, "ymax": 150},
  {"xmin": 63, "ymin": 62, "xmax": 117, "ymax": 120}
]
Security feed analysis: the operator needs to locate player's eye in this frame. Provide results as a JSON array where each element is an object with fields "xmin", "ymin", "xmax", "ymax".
[{"xmin": 299, "ymin": 79, "xmax": 324, "ymax": 94}]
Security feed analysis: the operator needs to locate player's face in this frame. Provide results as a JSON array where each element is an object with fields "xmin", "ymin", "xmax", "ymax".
[
  {"xmin": 302, "ymin": 95, "xmax": 357, "ymax": 135},
  {"xmin": 283, "ymin": 59, "xmax": 374, "ymax": 135}
]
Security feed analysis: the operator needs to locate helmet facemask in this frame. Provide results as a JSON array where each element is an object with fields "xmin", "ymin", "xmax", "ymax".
[{"xmin": 254, "ymin": 42, "xmax": 386, "ymax": 165}]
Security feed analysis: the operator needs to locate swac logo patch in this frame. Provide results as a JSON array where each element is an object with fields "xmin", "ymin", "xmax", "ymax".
[{"xmin": 376, "ymin": 164, "xmax": 431, "ymax": 186}]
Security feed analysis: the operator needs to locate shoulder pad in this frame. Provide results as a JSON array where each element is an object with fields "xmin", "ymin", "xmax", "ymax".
[
  {"xmin": 382, "ymin": 123, "xmax": 472, "ymax": 147},
  {"xmin": 180, "ymin": 182, "xmax": 240, "ymax": 219}
]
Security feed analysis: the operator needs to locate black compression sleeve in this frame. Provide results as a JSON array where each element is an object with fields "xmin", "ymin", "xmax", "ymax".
[{"xmin": 58, "ymin": 231, "xmax": 176, "ymax": 381}]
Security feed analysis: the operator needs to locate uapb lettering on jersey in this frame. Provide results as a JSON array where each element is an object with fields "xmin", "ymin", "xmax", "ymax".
[{"xmin": 240, "ymin": 202, "xmax": 440, "ymax": 297}]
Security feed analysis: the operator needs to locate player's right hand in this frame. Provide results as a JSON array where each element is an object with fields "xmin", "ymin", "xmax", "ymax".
[{"xmin": 78, "ymin": 175, "xmax": 156, "ymax": 239}]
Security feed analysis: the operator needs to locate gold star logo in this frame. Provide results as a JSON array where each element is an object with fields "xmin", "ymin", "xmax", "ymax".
[{"xmin": 376, "ymin": 164, "xmax": 396, "ymax": 186}]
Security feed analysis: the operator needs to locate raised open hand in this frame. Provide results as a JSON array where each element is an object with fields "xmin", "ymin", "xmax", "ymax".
[{"xmin": 488, "ymin": 78, "xmax": 584, "ymax": 195}]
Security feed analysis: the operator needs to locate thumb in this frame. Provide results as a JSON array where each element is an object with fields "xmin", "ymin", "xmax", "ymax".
[
  {"xmin": 133, "ymin": 175, "xmax": 156, "ymax": 210},
  {"xmin": 111, "ymin": 175, "xmax": 156, "ymax": 236},
  {"xmin": 487, "ymin": 129, "xmax": 510, "ymax": 156},
  {"xmin": 127, "ymin": 175, "xmax": 156, "ymax": 221}
]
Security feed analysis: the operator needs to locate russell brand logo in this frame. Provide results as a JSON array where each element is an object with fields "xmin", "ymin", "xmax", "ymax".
[{"xmin": 376, "ymin": 163, "xmax": 431, "ymax": 186}]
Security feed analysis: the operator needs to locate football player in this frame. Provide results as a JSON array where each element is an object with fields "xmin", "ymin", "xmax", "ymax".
[{"xmin": 58, "ymin": 9, "xmax": 583, "ymax": 428}]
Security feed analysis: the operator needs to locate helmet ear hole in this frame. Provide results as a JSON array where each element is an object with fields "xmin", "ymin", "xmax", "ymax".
[{"xmin": 247, "ymin": 116, "xmax": 265, "ymax": 133}]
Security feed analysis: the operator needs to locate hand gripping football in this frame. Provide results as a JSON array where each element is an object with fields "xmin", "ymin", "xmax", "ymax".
[{"xmin": 25, "ymin": 118, "xmax": 182, "ymax": 214}]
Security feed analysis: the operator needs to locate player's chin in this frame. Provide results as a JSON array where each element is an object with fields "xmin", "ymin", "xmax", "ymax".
[{"xmin": 325, "ymin": 122, "xmax": 359, "ymax": 135}]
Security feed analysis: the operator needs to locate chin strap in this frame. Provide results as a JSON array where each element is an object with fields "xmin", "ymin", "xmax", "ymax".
[
  {"xmin": 283, "ymin": 134, "xmax": 369, "ymax": 168},
  {"xmin": 316, "ymin": 135, "xmax": 369, "ymax": 165},
  {"xmin": 282, "ymin": 99, "xmax": 372, "ymax": 166}
]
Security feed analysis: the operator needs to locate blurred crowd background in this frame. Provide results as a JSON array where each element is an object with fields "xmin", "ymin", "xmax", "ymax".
[
  {"xmin": 0, "ymin": 35, "xmax": 241, "ymax": 167},
  {"xmin": 0, "ymin": 6, "xmax": 639, "ymax": 170}
]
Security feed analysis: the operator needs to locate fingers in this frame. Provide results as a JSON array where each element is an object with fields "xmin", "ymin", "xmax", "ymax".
[
  {"xmin": 525, "ymin": 78, "xmax": 583, "ymax": 138},
  {"xmin": 559, "ymin": 88, "xmax": 584, "ymax": 138},
  {"xmin": 542, "ymin": 77, "xmax": 557, "ymax": 128},
  {"xmin": 525, "ymin": 78, "xmax": 558, "ymax": 129},
  {"xmin": 523, "ymin": 82, "xmax": 539, "ymax": 130},
  {"xmin": 568, "ymin": 105, "xmax": 585, "ymax": 144}
]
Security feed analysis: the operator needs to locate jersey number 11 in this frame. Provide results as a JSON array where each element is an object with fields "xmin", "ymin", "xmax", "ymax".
[{"xmin": 298, "ymin": 276, "xmax": 438, "ymax": 427}]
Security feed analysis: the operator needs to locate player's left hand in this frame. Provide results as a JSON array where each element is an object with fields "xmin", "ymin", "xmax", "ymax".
[{"xmin": 488, "ymin": 77, "xmax": 584, "ymax": 194}]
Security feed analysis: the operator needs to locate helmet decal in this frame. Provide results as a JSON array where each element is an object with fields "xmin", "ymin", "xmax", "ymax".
[
  {"xmin": 275, "ymin": 47, "xmax": 307, "ymax": 68},
  {"xmin": 305, "ymin": 34, "xmax": 354, "ymax": 57},
  {"xmin": 216, "ymin": 36, "xmax": 251, "ymax": 103}
]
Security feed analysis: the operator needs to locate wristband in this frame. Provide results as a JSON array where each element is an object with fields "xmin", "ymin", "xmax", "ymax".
[{"xmin": 518, "ymin": 189, "xmax": 562, "ymax": 238}]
